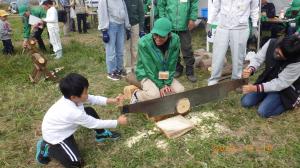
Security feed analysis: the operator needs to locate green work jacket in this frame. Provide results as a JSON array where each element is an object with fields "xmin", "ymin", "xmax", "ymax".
[
  {"xmin": 22, "ymin": 6, "xmax": 46, "ymax": 39},
  {"xmin": 285, "ymin": 7, "xmax": 300, "ymax": 33},
  {"xmin": 157, "ymin": 0, "xmax": 199, "ymax": 31},
  {"xmin": 135, "ymin": 33, "xmax": 180, "ymax": 89}
]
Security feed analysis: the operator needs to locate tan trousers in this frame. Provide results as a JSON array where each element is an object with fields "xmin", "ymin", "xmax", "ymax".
[
  {"xmin": 124, "ymin": 24, "xmax": 139, "ymax": 72},
  {"xmin": 136, "ymin": 78, "xmax": 185, "ymax": 102}
]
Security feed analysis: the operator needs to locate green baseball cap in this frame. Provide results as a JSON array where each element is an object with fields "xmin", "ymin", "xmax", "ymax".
[
  {"xmin": 151, "ymin": 18, "xmax": 172, "ymax": 37},
  {"xmin": 291, "ymin": 0, "xmax": 300, "ymax": 11},
  {"xmin": 18, "ymin": 5, "xmax": 29, "ymax": 16}
]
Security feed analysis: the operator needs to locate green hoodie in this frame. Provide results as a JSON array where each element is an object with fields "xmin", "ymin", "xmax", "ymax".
[
  {"xmin": 124, "ymin": 0, "xmax": 145, "ymax": 31},
  {"xmin": 21, "ymin": 6, "xmax": 46, "ymax": 39},
  {"xmin": 157, "ymin": 0, "xmax": 199, "ymax": 31},
  {"xmin": 135, "ymin": 33, "xmax": 180, "ymax": 89},
  {"xmin": 285, "ymin": 7, "xmax": 300, "ymax": 33}
]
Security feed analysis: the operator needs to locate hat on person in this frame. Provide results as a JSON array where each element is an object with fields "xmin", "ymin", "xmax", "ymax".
[
  {"xmin": 276, "ymin": 35, "xmax": 300, "ymax": 62},
  {"xmin": 291, "ymin": 0, "xmax": 300, "ymax": 11},
  {"xmin": 0, "ymin": 10, "xmax": 9, "ymax": 17},
  {"xmin": 151, "ymin": 17, "xmax": 172, "ymax": 37},
  {"xmin": 18, "ymin": 5, "xmax": 29, "ymax": 16},
  {"xmin": 41, "ymin": 0, "xmax": 53, "ymax": 6},
  {"xmin": 40, "ymin": 0, "xmax": 45, "ymax": 6}
]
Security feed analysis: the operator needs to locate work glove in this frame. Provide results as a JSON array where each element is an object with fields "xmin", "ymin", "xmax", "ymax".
[
  {"xmin": 261, "ymin": 15, "xmax": 268, "ymax": 22},
  {"xmin": 206, "ymin": 24, "xmax": 212, "ymax": 38},
  {"xmin": 126, "ymin": 29, "xmax": 131, "ymax": 40},
  {"xmin": 102, "ymin": 30, "xmax": 110, "ymax": 43},
  {"xmin": 139, "ymin": 31, "xmax": 146, "ymax": 38},
  {"xmin": 251, "ymin": 27, "xmax": 259, "ymax": 38}
]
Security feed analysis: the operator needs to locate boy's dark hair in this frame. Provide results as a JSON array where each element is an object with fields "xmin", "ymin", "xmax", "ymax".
[
  {"xmin": 59, "ymin": 73, "xmax": 89, "ymax": 99},
  {"xmin": 42, "ymin": 0, "xmax": 54, "ymax": 6},
  {"xmin": 277, "ymin": 35, "xmax": 300, "ymax": 62}
]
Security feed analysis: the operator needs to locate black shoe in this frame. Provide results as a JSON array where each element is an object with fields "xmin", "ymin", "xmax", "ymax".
[
  {"xmin": 107, "ymin": 73, "xmax": 121, "ymax": 81},
  {"xmin": 187, "ymin": 75, "xmax": 197, "ymax": 83},
  {"xmin": 116, "ymin": 69, "xmax": 127, "ymax": 78},
  {"xmin": 174, "ymin": 71, "xmax": 182, "ymax": 78}
]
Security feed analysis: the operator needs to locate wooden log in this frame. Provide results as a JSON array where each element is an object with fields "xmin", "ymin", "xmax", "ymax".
[
  {"xmin": 32, "ymin": 53, "xmax": 46, "ymax": 64},
  {"xmin": 125, "ymin": 73, "xmax": 142, "ymax": 88},
  {"xmin": 123, "ymin": 85, "xmax": 139, "ymax": 100},
  {"xmin": 208, "ymin": 63, "xmax": 232, "ymax": 77},
  {"xmin": 176, "ymin": 98, "xmax": 190, "ymax": 114},
  {"xmin": 155, "ymin": 115, "xmax": 194, "ymax": 139},
  {"xmin": 145, "ymin": 113, "xmax": 177, "ymax": 122}
]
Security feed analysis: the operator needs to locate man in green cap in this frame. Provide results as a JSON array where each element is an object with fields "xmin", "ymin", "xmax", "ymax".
[
  {"xmin": 157, "ymin": 0, "xmax": 199, "ymax": 83},
  {"xmin": 131, "ymin": 17, "xmax": 185, "ymax": 103},
  {"xmin": 285, "ymin": 0, "xmax": 300, "ymax": 35},
  {"xmin": 18, "ymin": 4, "xmax": 47, "ymax": 51}
]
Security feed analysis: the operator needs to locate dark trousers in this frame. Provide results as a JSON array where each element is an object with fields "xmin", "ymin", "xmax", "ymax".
[
  {"xmin": 70, "ymin": 18, "xmax": 76, "ymax": 32},
  {"xmin": 2, "ymin": 39, "xmax": 14, "ymax": 55},
  {"xmin": 76, "ymin": 14, "xmax": 87, "ymax": 33},
  {"xmin": 33, "ymin": 28, "xmax": 47, "ymax": 51},
  {"xmin": 174, "ymin": 30, "xmax": 195, "ymax": 75},
  {"xmin": 46, "ymin": 107, "xmax": 104, "ymax": 168}
]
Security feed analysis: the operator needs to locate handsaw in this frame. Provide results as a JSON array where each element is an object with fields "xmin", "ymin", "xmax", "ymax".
[{"xmin": 121, "ymin": 79, "xmax": 247, "ymax": 117}]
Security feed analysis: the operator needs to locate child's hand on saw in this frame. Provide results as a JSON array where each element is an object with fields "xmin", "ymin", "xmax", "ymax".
[{"xmin": 107, "ymin": 94, "xmax": 125, "ymax": 106}]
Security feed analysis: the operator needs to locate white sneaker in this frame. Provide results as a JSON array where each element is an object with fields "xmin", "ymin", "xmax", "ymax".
[{"xmin": 54, "ymin": 50, "xmax": 62, "ymax": 59}]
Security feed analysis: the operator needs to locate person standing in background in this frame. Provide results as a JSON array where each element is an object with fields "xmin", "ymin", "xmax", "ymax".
[
  {"xmin": 42, "ymin": 0, "xmax": 63, "ymax": 59},
  {"xmin": 124, "ymin": 0, "xmax": 145, "ymax": 74},
  {"xmin": 18, "ymin": 4, "xmax": 47, "ymax": 51},
  {"xmin": 157, "ymin": 0, "xmax": 199, "ymax": 83},
  {"xmin": 0, "ymin": 10, "xmax": 14, "ymax": 55},
  {"xmin": 98, "ymin": 0, "xmax": 131, "ymax": 81},
  {"xmin": 71, "ymin": 0, "xmax": 88, "ymax": 34},
  {"xmin": 59, "ymin": 0, "xmax": 71, "ymax": 36},
  {"xmin": 207, "ymin": 0, "xmax": 259, "ymax": 86}
]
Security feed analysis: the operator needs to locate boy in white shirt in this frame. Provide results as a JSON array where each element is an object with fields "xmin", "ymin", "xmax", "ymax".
[
  {"xmin": 36, "ymin": 73, "xmax": 127, "ymax": 167},
  {"xmin": 41, "ymin": 0, "xmax": 63, "ymax": 59}
]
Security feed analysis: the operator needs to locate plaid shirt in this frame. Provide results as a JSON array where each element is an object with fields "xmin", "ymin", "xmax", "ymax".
[{"xmin": 59, "ymin": 0, "xmax": 70, "ymax": 6}]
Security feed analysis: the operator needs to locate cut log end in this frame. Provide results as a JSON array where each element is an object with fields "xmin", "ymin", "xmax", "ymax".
[
  {"xmin": 176, "ymin": 98, "xmax": 190, "ymax": 114},
  {"xmin": 32, "ymin": 53, "xmax": 46, "ymax": 64}
]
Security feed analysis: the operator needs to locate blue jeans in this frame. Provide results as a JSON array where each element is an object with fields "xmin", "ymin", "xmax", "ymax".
[
  {"xmin": 241, "ymin": 92, "xmax": 286, "ymax": 118},
  {"xmin": 104, "ymin": 22, "xmax": 125, "ymax": 74}
]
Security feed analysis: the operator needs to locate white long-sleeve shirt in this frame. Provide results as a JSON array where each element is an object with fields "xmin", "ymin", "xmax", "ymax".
[
  {"xmin": 43, "ymin": 6, "xmax": 59, "ymax": 29},
  {"xmin": 248, "ymin": 40, "xmax": 300, "ymax": 92},
  {"xmin": 208, "ymin": 0, "xmax": 259, "ymax": 29},
  {"xmin": 42, "ymin": 95, "xmax": 118, "ymax": 144}
]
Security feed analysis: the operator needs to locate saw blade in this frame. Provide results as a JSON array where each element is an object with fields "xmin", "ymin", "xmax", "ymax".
[{"xmin": 121, "ymin": 79, "xmax": 246, "ymax": 117}]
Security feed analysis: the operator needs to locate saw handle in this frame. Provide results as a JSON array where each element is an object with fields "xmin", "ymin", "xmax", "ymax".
[{"xmin": 121, "ymin": 105, "xmax": 130, "ymax": 114}]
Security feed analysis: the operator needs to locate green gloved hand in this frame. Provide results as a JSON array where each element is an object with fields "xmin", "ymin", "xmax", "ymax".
[{"xmin": 261, "ymin": 15, "xmax": 268, "ymax": 22}]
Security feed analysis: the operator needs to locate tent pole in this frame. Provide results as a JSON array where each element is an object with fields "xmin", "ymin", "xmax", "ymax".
[
  {"xmin": 257, "ymin": 0, "xmax": 262, "ymax": 51},
  {"xmin": 150, "ymin": 0, "xmax": 154, "ymax": 30}
]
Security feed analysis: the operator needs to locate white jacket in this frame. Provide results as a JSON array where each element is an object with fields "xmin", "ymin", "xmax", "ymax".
[
  {"xmin": 43, "ymin": 6, "xmax": 59, "ymax": 29},
  {"xmin": 208, "ymin": 0, "xmax": 259, "ymax": 29},
  {"xmin": 42, "ymin": 95, "xmax": 118, "ymax": 144}
]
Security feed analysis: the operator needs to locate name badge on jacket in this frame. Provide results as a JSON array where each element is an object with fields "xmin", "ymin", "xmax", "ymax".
[{"xmin": 159, "ymin": 71, "xmax": 169, "ymax": 80}]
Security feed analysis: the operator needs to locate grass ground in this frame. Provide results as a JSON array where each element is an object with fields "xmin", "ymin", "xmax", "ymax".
[{"xmin": 0, "ymin": 15, "xmax": 300, "ymax": 168}]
